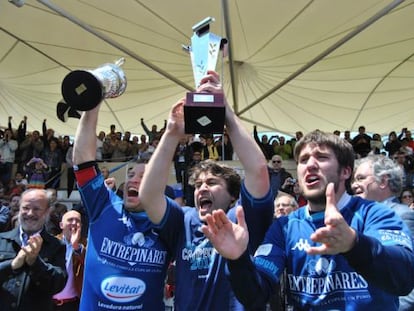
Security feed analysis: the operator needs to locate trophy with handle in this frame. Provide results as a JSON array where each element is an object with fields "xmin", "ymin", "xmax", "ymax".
[
  {"xmin": 184, "ymin": 17, "xmax": 227, "ymax": 134},
  {"xmin": 61, "ymin": 58, "xmax": 127, "ymax": 112}
]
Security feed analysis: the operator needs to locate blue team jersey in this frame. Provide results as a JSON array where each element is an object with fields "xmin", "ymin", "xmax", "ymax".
[
  {"xmin": 78, "ymin": 174, "xmax": 171, "ymax": 311},
  {"xmin": 254, "ymin": 193, "xmax": 413, "ymax": 310},
  {"xmin": 157, "ymin": 181, "xmax": 273, "ymax": 311}
]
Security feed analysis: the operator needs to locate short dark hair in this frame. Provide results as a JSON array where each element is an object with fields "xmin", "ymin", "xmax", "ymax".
[
  {"xmin": 188, "ymin": 160, "xmax": 241, "ymax": 200},
  {"xmin": 294, "ymin": 130, "xmax": 354, "ymax": 172}
]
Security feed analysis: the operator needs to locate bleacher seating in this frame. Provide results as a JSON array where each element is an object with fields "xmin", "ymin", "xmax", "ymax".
[{"xmin": 11, "ymin": 159, "xmax": 298, "ymax": 209}]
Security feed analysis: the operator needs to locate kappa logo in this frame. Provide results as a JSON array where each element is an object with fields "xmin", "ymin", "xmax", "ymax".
[
  {"xmin": 291, "ymin": 238, "xmax": 311, "ymax": 251},
  {"xmin": 118, "ymin": 215, "xmax": 133, "ymax": 229}
]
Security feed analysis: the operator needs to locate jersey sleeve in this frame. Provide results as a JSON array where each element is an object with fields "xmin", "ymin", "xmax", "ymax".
[
  {"xmin": 155, "ymin": 197, "xmax": 185, "ymax": 258},
  {"xmin": 233, "ymin": 181, "xmax": 274, "ymax": 252},
  {"xmin": 344, "ymin": 201, "xmax": 414, "ymax": 295},
  {"xmin": 227, "ymin": 217, "xmax": 287, "ymax": 309},
  {"xmin": 75, "ymin": 164, "xmax": 122, "ymax": 222}
]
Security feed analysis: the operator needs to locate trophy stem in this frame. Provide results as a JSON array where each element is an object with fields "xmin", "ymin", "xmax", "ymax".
[{"xmin": 115, "ymin": 58, "xmax": 125, "ymax": 67}]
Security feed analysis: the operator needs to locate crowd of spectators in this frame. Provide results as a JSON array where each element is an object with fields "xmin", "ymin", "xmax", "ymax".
[
  {"xmin": 253, "ymin": 125, "xmax": 414, "ymax": 213},
  {"xmin": 2, "ymin": 115, "xmax": 414, "ymax": 225},
  {"xmin": 0, "ymin": 116, "xmax": 235, "ymax": 218}
]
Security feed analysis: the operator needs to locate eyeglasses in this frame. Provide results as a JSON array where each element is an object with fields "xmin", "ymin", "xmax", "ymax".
[
  {"xmin": 353, "ymin": 174, "xmax": 375, "ymax": 183},
  {"xmin": 275, "ymin": 203, "xmax": 292, "ymax": 207},
  {"xmin": 402, "ymin": 195, "xmax": 413, "ymax": 199},
  {"xmin": 272, "ymin": 160, "xmax": 282, "ymax": 163}
]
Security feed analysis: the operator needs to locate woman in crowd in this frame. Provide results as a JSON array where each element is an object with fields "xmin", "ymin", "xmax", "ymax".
[{"xmin": 400, "ymin": 187, "xmax": 414, "ymax": 209}]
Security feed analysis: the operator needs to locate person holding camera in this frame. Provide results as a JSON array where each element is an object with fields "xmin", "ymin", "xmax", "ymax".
[
  {"xmin": 25, "ymin": 157, "xmax": 49, "ymax": 189},
  {"xmin": 268, "ymin": 155, "xmax": 293, "ymax": 199}
]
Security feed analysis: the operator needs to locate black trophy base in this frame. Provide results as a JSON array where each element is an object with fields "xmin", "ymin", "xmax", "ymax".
[
  {"xmin": 184, "ymin": 92, "xmax": 225, "ymax": 134},
  {"xmin": 56, "ymin": 100, "xmax": 81, "ymax": 122},
  {"xmin": 61, "ymin": 70, "xmax": 103, "ymax": 111}
]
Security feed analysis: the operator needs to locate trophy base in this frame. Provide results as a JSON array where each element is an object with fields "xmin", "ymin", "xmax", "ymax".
[
  {"xmin": 184, "ymin": 92, "xmax": 225, "ymax": 134},
  {"xmin": 56, "ymin": 100, "xmax": 81, "ymax": 122},
  {"xmin": 61, "ymin": 70, "xmax": 103, "ymax": 111}
]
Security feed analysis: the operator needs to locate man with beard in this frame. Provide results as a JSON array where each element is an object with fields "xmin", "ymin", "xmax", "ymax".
[
  {"xmin": 202, "ymin": 130, "xmax": 414, "ymax": 310},
  {"xmin": 0, "ymin": 189, "xmax": 67, "ymax": 310},
  {"xmin": 72, "ymin": 102, "xmax": 172, "ymax": 310},
  {"xmin": 139, "ymin": 70, "xmax": 274, "ymax": 310}
]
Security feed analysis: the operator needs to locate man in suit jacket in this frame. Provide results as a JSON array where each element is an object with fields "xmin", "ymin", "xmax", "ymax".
[
  {"xmin": 53, "ymin": 209, "xmax": 86, "ymax": 310},
  {"xmin": 352, "ymin": 154, "xmax": 414, "ymax": 311},
  {"xmin": 0, "ymin": 189, "xmax": 67, "ymax": 310}
]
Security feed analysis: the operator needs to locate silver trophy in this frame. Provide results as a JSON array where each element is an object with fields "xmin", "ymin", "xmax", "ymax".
[
  {"xmin": 183, "ymin": 17, "xmax": 227, "ymax": 134},
  {"xmin": 61, "ymin": 58, "xmax": 127, "ymax": 111}
]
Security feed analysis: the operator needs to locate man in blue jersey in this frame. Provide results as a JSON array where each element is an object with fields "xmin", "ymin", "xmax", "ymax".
[
  {"xmin": 139, "ymin": 70, "xmax": 274, "ymax": 310},
  {"xmin": 72, "ymin": 103, "xmax": 171, "ymax": 310},
  {"xmin": 202, "ymin": 130, "xmax": 414, "ymax": 310}
]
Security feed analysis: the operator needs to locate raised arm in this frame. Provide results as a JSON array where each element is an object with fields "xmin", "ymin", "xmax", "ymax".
[
  {"xmin": 42, "ymin": 119, "xmax": 48, "ymax": 146},
  {"xmin": 160, "ymin": 119, "xmax": 167, "ymax": 132},
  {"xmin": 17, "ymin": 116, "xmax": 27, "ymax": 143},
  {"xmin": 8, "ymin": 116, "xmax": 12, "ymax": 132},
  {"xmin": 73, "ymin": 105, "xmax": 100, "ymax": 165},
  {"xmin": 198, "ymin": 72, "xmax": 269, "ymax": 198},
  {"xmin": 253, "ymin": 125, "xmax": 260, "ymax": 145},
  {"xmin": 139, "ymin": 100, "xmax": 186, "ymax": 224},
  {"xmin": 140, "ymin": 118, "xmax": 151, "ymax": 136}
]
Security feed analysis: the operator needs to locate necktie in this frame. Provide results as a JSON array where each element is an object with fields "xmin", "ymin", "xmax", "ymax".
[{"xmin": 22, "ymin": 232, "xmax": 29, "ymax": 246}]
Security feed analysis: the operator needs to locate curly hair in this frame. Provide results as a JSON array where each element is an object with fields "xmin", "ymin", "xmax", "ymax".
[{"xmin": 188, "ymin": 160, "xmax": 241, "ymax": 200}]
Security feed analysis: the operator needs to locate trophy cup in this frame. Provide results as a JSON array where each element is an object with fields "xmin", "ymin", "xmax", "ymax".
[
  {"xmin": 184, "ymin": 17, "xmax": 227, "ymax": 134},
  {"xmin": 61, "ymin": 58, "xmax": 127, "ymax": 112}
]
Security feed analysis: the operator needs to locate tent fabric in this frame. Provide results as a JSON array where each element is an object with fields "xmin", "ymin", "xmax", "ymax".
[{"xmin": 1, "ymin": 0, "xmax": 414, "ymax": 137}]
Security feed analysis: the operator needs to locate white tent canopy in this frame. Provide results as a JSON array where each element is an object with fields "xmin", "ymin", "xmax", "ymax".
[{"xmin": 1, "ymin": 0, "xmax": 414, "ymax": 137}]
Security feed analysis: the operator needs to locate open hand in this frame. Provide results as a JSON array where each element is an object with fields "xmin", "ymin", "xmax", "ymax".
[
  {"xmin": 167, "ymin": 98, "xmax": 185, "ymax": 137},
  {"xmin": 70, "ymin": 223, "xmax": 82, "ymax": 250},
  {"xmin": 201, "ymin": 206, "xmax": 249, "ymax": 260},
  {"xmin": 23, "ymin": 234, "xmax": 43, "ymax": 266},
  {"xmin": 11, "ymin": 249, "xmax": 26, "ymax": 270},
  {"xmin": 306, "ymin": 183, "xmax": 356, "ymax": 255}
]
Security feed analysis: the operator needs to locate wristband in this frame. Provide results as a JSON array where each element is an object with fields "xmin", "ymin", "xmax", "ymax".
[{"xmin": 74, "ymin": 161, "xmax": 99, "ymax": 186}]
